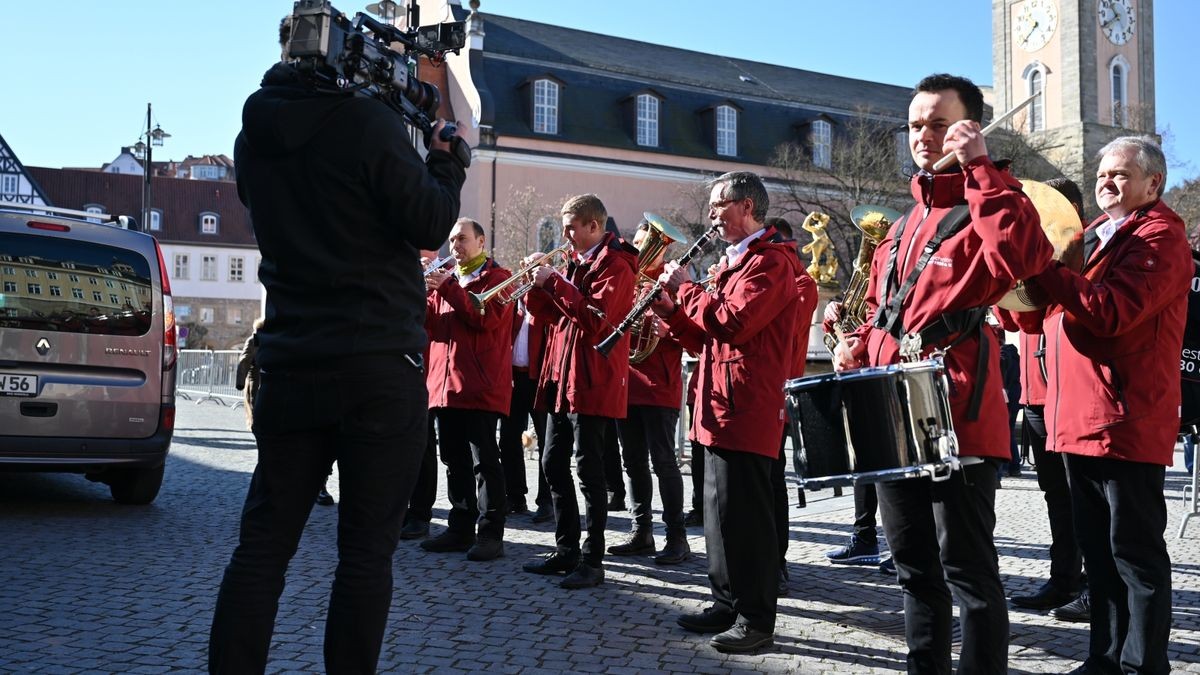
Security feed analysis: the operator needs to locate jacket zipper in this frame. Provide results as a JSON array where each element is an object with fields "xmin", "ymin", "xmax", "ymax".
[{"xmin": 1051, "ymin": 313, "xmax": 1063, "ymax": 443}]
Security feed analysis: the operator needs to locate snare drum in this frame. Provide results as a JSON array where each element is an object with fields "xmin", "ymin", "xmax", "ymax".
[{"xmin": 784, "ymin": 359, "xmax": 958, "ymax": 488}]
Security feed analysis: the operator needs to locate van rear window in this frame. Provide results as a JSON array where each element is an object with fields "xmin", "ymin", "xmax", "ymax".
[{"xmin": 0, "ymin": 232, "xmax": 154, "ymax": 336}]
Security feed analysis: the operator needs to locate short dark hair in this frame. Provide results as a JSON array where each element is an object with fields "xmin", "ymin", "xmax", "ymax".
[
  {"xmin": 708, "ymin": 171, "xmax": 769, "ymax": 222},
  {"xmin": 914, "ymin": 74, "xmax": 984, "ymax": 123},
  {"xmin": 1043, "ymin": 177, "xmax": 1085, "ymax": 214},
  {"xmin": 765, "ymin": 216, "xmax": 792, "ymax": 239},
  {"xmin": 455, "ymin": 217, "xmax": 485, "ymax": 239}
]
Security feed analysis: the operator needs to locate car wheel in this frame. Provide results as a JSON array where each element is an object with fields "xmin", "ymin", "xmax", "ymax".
[{"xmin": 107, "ymin": 464, "xmax": 165, "ymax": 505}]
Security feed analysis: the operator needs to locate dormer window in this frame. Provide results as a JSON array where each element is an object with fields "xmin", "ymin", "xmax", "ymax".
[
  {"xmin": 636, "ymin": 94, "xmax": 659, "ymax": 147},
  {"xmin": 533, "ymin": 79, "xmax": 559, "ymax": 135},
  {"xmin": 84, "ymin": 204, "xmax": 104, "ymax": 224},
  {"xmin": 811, "ymin": 119, "xmax": 832, "ymax": 169},
  {"xmin": 199, "ymin": 212, "xmax": 219, "ymax": 235},
  {"xmin": 716, "ymin": 105, "xmax": 737, "ymax": 157},
  {"xmin": 148, "ymin": 209, "xmax": 163, "ymax": 232}
]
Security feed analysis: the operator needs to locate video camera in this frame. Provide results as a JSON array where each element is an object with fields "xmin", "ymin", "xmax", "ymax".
[{"xmin": 286, "ymin": 0, "xmax": 471, "ymax": 165}]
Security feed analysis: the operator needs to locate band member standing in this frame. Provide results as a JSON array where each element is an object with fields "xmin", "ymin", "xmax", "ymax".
[
  {"xmin": 1002, "ymin": 178, "xmax": 1087, "ymax": 616},
  {"xmin": 499, "ymin": 298, "xmax": 550, "ymax": 520},
  {"xmin": 608, "ymin": 220, "xmax": 690, "ymax": 565},
  {"xmin": 521, "ymin": 194, "xmax": 637, "ymax": 589},
  {"xmin": 1001, "ymin": 136, "xmax": 1188, "ymax": 674},
  {"xmin": 833, "ymin": 74, "xmax": 1053, "ymax": 674},
  {"xmin": 421, "ymin": 218, "xmax": 514, "ymax": 562},
  {"xmin": 655, "ymin": 171, "xmax": 801, "ymax": 653}
]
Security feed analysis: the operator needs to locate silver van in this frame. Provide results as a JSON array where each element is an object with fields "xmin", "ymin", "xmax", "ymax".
[{"xmin": 0, "ymin": 203, "xmax": 176, "ymax": 503}]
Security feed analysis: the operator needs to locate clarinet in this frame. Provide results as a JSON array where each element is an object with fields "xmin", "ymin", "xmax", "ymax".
[{"xmin": 595, "ymin": 223, "xmax": 722, "ymax": 357}]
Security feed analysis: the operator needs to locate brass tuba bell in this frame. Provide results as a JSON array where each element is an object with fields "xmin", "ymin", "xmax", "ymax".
[{"xmin": 629, "ymin": 212, "xmax": 689, "ymax": 364}]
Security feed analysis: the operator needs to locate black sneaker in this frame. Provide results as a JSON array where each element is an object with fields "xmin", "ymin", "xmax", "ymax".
[
  {"xmin": 522, "ymin": 551, "xmax": 579, "ymax": 575},
  {"xmin": 825, "ymin": 537, "xmax": 880, "ymax": 565},
  {"xmin": 1051, "ymin": 590, "xmax": 1092, "ymax": 623}
]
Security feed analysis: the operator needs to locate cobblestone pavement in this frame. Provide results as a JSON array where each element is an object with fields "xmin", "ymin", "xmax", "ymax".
[{"xmin": 1, "ymin": 401, "xmax": 1197, "ymax": 674}]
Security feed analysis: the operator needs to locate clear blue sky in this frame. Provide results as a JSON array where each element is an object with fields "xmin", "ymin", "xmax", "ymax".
[{"xmin": 3, "ymin": 1, "xmax": 1195, "ymax": 188}]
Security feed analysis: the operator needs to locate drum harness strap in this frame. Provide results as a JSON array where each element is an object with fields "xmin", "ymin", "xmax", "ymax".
[{"xmin": 873, "ymin": 203, "xmax": 991, "ymax": 423}]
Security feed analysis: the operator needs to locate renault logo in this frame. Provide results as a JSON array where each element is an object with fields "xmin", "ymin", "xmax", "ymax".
[{"xmin": 35, "ymin": 338, "xmax": 51, "ymax": 355}]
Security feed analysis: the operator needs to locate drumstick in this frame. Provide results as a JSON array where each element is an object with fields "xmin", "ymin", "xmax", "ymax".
[{"xmin": 930, "ymin": 92, "xmax": 1041, "ymax": 172}]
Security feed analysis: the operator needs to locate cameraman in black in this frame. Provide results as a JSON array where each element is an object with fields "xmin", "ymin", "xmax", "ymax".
[{"xmin": 209, "ymin": 14, "xmax": 468, "ymax": 675}]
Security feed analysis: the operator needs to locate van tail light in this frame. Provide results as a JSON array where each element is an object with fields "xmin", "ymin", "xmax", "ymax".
[
  {"xmin": 159, "ymin": 405, "xmax": 176, "ymax": 435},
  {"xmin": 154, "ymin": 240, "xmax": 177, "ymax": 370}
]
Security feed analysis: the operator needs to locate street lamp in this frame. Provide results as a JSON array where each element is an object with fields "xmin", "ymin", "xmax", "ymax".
[{"xmin": 135, "ymin": 103, "xmax": 170, "ymax": 232}]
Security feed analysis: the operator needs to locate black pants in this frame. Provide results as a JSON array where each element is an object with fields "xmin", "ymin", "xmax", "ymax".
[
  {"xmin": 498, "ymin": 369, "xmax": 547, "ymax": 505},
  {"xmin": 543, "ymin": 391, "xmax": 610, "ymax": 565},
  {"xmin": 603, "ymin": 418, "xmax": 625, "ymax": 500},
  {"xmin": 688, "ymin": 404, "xmax": 704, "ymax": 515},
  {"xmin": 616, "ymin": 405, "xmax": 684, "ymax": 534},
  {"xmin": 405, "ymin": 413, "xmax": 438, "ymax": 524},
  {"xmin": 210, "ymin": 356, "xmax": 426, "ymax": 675},
  {"xmin": 1064, "ymin": 454, "xmax": 1172, "ymax": 675},
  {"xmin": 773, "ymin": 431, "xmax": 790, "ymax": 576},
  {"xmin": 1024, "ymin": 404, "xmax": 1082, "ymax": 592},
  {"xmin": 877, "ymin": 460, "xmax": 1008, "ymax": 675},
  {"xmin": 705, "ymin": 446, "xmax": 778, "ymax": 633},
  {"xmin": 854, "ymin": 484, "xmax": 879, "ymax": 547},
  {"xmin": 435, "ymin": 407, "xmax": 506, "ymax": 540}
]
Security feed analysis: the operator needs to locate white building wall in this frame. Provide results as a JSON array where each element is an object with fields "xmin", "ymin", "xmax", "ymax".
[
  {"xmin": 101, "ymin": 154, "xmax": 145, "ymax": 175},
  {"xmin": 158, "ymin": 243, "xmax": 262, "ymax": 300}
]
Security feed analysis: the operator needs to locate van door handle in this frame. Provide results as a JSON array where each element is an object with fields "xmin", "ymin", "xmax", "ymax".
[{"xmin": 20, "ymin": 402, "xmax": 58, "ymax": 418}]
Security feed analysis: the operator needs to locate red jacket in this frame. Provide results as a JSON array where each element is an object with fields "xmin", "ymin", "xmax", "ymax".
[
  {"xmin": 511, "ymin": 302, "xmax": 548, "ymax": 382},
  {"xmin": 425, "ymin": 258, "xmax": 515, "ymax": 414},
  {"xmin": 850, "ymin": 158, "xmax": 1054, "ymax": 460},
  {"xmin": 998, "ymin": 200, "xmax": 1191, "ymax": 466},
  {"xmin": 527, "ymin": 232, "xmax": 638, "ymax": 418},
  {"xmin": 666, "ymin": 229, "xmax": 801, "ymax": 458},
  {"xmin": 629, "ymin": 263, "xmax": 685, "ymax": 409},
  {"xmin": 1018, "ymin": 330, "xmax": 1047, "ymax": 405},
  {"xmin": 790, "ymin": 261, "xmax": 819, "ymax": 379}
]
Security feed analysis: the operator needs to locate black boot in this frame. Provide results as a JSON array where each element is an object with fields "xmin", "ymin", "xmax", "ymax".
[
  {"xmin": 654, "ymin": 532, "xmax": 691, "ymax": 565},
  {"xmin": 607, "ymin": 528, "xmax": 655, "ymax": 556}
]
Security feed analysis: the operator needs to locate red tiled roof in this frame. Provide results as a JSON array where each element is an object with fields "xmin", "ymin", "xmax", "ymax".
[{"xmin": 26, "ymin": 166, "xmax": 256, "ymax": 247}]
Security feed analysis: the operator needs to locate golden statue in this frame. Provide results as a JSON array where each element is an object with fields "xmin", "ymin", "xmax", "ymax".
[{"xmin": 801, "ymin": 211, "xmax": 838, "ymax": 286}]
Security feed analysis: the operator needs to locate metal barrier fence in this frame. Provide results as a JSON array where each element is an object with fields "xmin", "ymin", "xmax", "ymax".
[{"xmin": 177, "ymin": 349, "xmax": 244, "ymax": 406}]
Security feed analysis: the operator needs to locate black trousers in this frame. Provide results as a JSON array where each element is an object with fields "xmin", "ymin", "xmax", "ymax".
[
  {"xmin": 603, "ymin": 418, "xmax": 625, "ymax": 499},
  {"xmin": 1064, "ymin": 454, "xmax": 1172, "ymax": 675},
  {"xmin": 498, "ymin": 369, "xmax": 547, "ymax": 504},
  {"xmin": 705, "ymin": 446, "xmax": 778, "ymax": 633},
  {"xmin": 688, "ymin": 404, "xmax": 704, "ymax": 514},
  {"xmin": 1024, "ymin": 404, "xmax": 1082, "ymax": 592},
  {"xmin": 210, "ymin": 356, "xmax": 426, "ymax": 675},
  {"xmin": 854, "ymin": 484, "xmax": 879, "ymax": 547},
  {"xmin": 877, "ymin": 460, "xmax": 1008, "ymax": 675},
  {"xmin": 405, "ymin": 413, "xmax": 438, "ymax": 524},
  {"xmin": 435, "ymin": 407, "xmax": 506, "ymax": 540},
  {"xmin": 543, "ymin": 390, "xmax": 610, "ymax": 565},
  {"xmin": 773, "ymin": 431, "xmax": 790, "ymax": 575},
  {"xmin": 616, "ymin": 405, "xmax": 684, "ymax": 533}
]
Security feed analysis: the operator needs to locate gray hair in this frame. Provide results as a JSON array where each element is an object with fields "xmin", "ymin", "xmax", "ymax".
[
  {"xmin": 1098, "ymin": 135, "xmax": 1167, "ymax": 197},
  {"xmin": 708, "ymin": 171, "xmax": 769, "ymax": 222}
]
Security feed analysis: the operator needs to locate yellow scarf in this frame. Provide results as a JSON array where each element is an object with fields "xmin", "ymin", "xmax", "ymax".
[{"xmin": 457, "ymin": 251, "xmax": 488, "ymax": 277}]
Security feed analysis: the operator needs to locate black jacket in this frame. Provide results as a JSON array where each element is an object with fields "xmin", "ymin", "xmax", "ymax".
[{"xmin": 235, "ymin": 63, "xmax": 466, "ymax": 369}]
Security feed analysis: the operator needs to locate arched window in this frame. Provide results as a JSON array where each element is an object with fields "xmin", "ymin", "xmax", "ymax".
[
  {"xmin": 533, "ymin": 79, "xmax": 559, "ymax": 134},
  {"xmin": 715, "ymin": 105, "xmax": 737, "ymax": 157},
  {"xmin": 812, "ymin": 120, "xmax": 832, "ymax": 169},
  {"xmin": 84, "ymin": 204, "xmax": 104, "ymax": 224},
  {"xmin": 199, "ymin": 212, "xmax": 219, "ymax": 235},
  {"xmin": 1021, "ymin": 62, "xmax": 1048, "ymax": 133},
  {"xmin": 1110, "ymin": 55, "xmax": 1130, "ymax": 127},
  {"xmin": 636, "ymin": 94, "xmax": 659, "ymax": 147}
]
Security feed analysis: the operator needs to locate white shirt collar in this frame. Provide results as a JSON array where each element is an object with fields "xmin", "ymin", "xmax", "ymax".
[
  {"xmin": 1096, "ymin": 214, "xmax": 1130, "ymax": 251},
  {"xmin": 724, "ymin": 228, "xmax": 768, "ymax": 267}
]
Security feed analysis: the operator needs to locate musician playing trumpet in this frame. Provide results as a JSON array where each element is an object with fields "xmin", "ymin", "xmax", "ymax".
[
  {"xmin": 421, "ymin": 218, "xmax": 514, "ymax": 562},
  {"xmin": 520, "ymin": 194, "xmax": 638, "ymax": 589},
  {"xmin": 651, "ymin": 171, "xmax": 802, "ymax": 653},
  {"xmin": 832, "ymin": 74, "xmax": 1053, "ymax": 674}
]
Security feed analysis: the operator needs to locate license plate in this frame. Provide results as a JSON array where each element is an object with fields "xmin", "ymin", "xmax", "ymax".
[{"xmin": 0, "ymin": 373, "xmax": 38, "ymax": 397}]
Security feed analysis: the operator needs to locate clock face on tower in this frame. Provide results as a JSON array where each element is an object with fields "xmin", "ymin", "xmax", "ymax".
[
  {"xmin": 1016, "ymin": 0, "xmax": 1058, "ymax": 52},
  {"xmin": 1099, "ymin": 0, "xmax": 1136, "ymax": 45}
]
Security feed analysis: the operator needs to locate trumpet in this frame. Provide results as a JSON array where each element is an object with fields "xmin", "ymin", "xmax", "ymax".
[
  {"xmin": 468, "ymin": 243, "xmax": 573, "ymax": 314},
  {"xmin": 423, "ymin": 254, "xmax": 455, "ymax": 278}
]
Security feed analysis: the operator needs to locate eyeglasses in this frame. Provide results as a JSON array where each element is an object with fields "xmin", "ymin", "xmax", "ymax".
[{"xmin": 708, "ymin": 198, "xmax": 740, "ymax": 210}]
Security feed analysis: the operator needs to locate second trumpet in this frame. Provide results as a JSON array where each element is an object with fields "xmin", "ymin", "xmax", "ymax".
[{"xmin": 468, "ymin": 243, "xmax": 572, "ymax": 314}]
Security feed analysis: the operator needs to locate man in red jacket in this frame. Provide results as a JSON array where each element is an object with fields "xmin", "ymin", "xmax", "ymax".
[
  {"xmin": 608, "ymin": 219, "xmax": 690, "ymax": 565},
  {"xmin": 421, "ymin": 218, "xmax": 515, "ymax": 562},
  {"xmin": 1003, "ymin": 177, "xmax": 1087, "ymax": 618},
  {"xmin": 1000, "ymin": 136, "xmax": 1188, "ymax": 675},
  {"xmin": 654, "ymin": 171, "xmax": 801, "ymax": 653},
  {"xmin": 522, "ymin": 194, "xmax": 637, "ymax": 589},
  {"xmin": 833, "ymin": 74, "xmax": 1053, "ymax": 674},
  {"xmin": 499, "ymin": 299, "xmax": 550, "ymax": 520}
]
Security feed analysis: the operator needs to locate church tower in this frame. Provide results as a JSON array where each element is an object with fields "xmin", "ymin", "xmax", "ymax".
[{"xmin": 993, "ymin": 0, "xmax": 1155, "ymax": 202}]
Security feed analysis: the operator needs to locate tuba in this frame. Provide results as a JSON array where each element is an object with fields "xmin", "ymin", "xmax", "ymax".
[
  {"xmin": 628, "ymin": 212, "xmax": 689, "ymax": 364},
  {"xmin": 823, "ymin": 205, "xmax": 901, "ymax": 353}
]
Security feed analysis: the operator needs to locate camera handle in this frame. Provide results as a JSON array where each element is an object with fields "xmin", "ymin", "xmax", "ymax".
[{"xmin": 425, "ymin": 122, "xmax": 472, "ymax": 168}]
